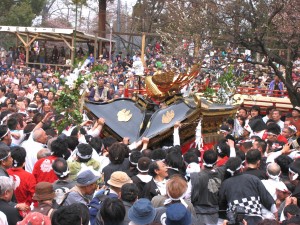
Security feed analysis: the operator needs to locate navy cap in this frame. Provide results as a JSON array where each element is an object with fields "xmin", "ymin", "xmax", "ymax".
[
  {"xmin": 76, "ymin": 170, "xmax": 99, "ymax": 186},
  {"xmin": 166, "ymin": 203, "xmax": 191, "ymax": 225}
]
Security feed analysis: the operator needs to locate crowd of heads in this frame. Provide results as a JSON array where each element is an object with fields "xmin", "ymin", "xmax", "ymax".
[{"xmin": 0, "ymin": 43, "xmax": 299, "ymax": 225}]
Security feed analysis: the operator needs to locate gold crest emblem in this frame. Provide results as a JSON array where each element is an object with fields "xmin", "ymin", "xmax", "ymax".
[
  {"xmin": 162, "ymin": 110, "xmax": 175, "ymax": 124},
  {"xmin": 117, "ymin": 109, "xmax": 132, "ymax": 122}
]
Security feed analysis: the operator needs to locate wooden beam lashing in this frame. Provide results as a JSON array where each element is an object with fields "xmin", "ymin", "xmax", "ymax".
[
  {"xmin": 59, "ymin": 34, "xmax": 72, "ymax": 50},
  {"xmin": 16, "ymin": 33, "xmax": 40, "ymax": 48},
  {"xmin": 15, "ymin": 33, "xmax": 27, "ymax": 47},
  {"xmin": 27, "ymin": 33, "xmax": 40, "ymax": 47}
]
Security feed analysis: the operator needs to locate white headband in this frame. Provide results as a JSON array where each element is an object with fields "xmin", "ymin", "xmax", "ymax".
[
  {"xmin": 129, "ymin": 157, "xmax": 138, "ymax": 166},
  {"xmin": 27, "ymin": 107, "xmax": 38, "ymax": 111},
  {"xmin": 266, "ymin": 170, "xmax": 280, "ymax": 182},
  {"xmin": 0, "ymin": 152, "xmax": 10, "ymax": 161},
  {"xmin": 289, "ymin": 168, "xmax": 299, "ymax": 181},
  {"xmin": 137, "ymin": 164, "xmax": 149, "ymax": 173},
  {"xmin": 227, "ymin": 164, "xmax": 243, "ymax": 176},
  {"xmin": 75, "ymin": 147, "xmax": 92, "ymax": 160},
  {"xmin": 0, "ymin": 128, "xmax": 9, "ymax": 140},
  {"xmin": 164, "ymin": 190, "xmax": 188, "ymax": 208},
  {"xmin": 220, "ymin": 129, "xmax": 229, "ymax": 133},
  {"xmin": 54, "ymin": 168, "xmax": 70, "ymax": 178},
  {"xmin": 203, "ymin": 161, "xmax": 215, "ymax": 168}
]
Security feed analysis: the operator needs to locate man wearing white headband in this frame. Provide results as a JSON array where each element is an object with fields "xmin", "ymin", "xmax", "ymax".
[
  {"xmin": 52, "ymin": 158, "xmax": 75, "ymax": 205},
  {"xmin": 68, "ymin": 143, "xmax": 100, "ymax": 181},
  {"xmin": 131, "ymin": 157, "xmax": 152, "ymax": 198},
  {"xmin": 32, "ymin": 138, "xmax": 70, "ymax": 184},
  {"xmin": 219, "ymin": 157, "xmax": 277, "ymax": 225},
  {"xmin": 0, "ymin": 125, "xmax": 12, "ymax": 151},
  {"xmin": 266, "ymin": 123, "xmax": 285, "ymax": 153},
  {"xmin": 261, "ymin": 163, "xmax": 287, "ymax": 219},
  {"xmin": 189, "ymin": 150, "xmax": 225, "ymax": 225},
  {"xmin": 262, "ymin": 163, "xmax": 283, "ymax": 200},
  {"xmin": 0, "ymin": 147, "xmax": 12, "ymax": 177}
]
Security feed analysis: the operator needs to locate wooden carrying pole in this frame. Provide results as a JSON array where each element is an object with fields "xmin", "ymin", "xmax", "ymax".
[{"xmin": 141, "ymin": 32, "xmax": 146, "ymax": 67}]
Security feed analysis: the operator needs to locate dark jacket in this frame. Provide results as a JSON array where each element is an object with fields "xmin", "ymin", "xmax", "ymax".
[
  {"xmin": 191, "ymin": 167, "xmax": 225, "ymax": 214},
  {"xmin": 219, "ymin": 173, "xmax": 275, "ymax": 216},
  {"xmin": 131, "ymin": 175, "xmax": 151, "ymax": 199},
  {"xmin": 0, "ymin": 199, "xmax": 22, "ymax": 225},
  {"xmin": 91, "ymin": 190, "xmax": 118, "ymax": 225},
  {"xmin": 122, "ymin": 200, "xmax": 133, "ymax": 224},
  {"xmin": 243, "ymin": 167, "xmax": 268, "ymax": 180},
  {"xmin": 126, "ymin": 166, "xmax": 138, "ymax": 178},
  {"xmin": 143, "ymin": 179, "xmax": 161, "ymax": 200},
  {"xmin": 102, "ymin": 159, "xmax": 130, "ymax": 185}
]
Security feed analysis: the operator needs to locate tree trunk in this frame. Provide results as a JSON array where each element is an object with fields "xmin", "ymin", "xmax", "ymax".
[
  {"xmin": 98, "ymin": 0, "xmax": 107, "ymax": 38},
  {"xmin": 41, "ymin": 5, "xmax": 50, "ymax": 25},
  {"xmin": 285, "ymin": 64, "xmax": 300, "ymax": 106}
]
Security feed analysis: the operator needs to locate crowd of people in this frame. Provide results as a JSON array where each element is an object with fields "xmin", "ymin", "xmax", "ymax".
[{"xmin": 0, "ymin": 43, "xmax": 299, "ymax": 225}]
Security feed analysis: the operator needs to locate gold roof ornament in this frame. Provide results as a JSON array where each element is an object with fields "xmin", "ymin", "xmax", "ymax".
[
  {"xmin": 145, "ymin": 64, "xmax": 200, "ymax": 100},
  {"xmin": 117, "ymin": 109, "xmax": 132, "ymax": 122},
  {"xmin": 162, "ymin": 110, "xmax": 175, "ymax": 124}
]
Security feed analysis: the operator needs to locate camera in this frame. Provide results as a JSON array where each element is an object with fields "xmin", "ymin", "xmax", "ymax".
[{"xmin": 226, "ymin": 206, "xmax": 246, "ymax": 225}]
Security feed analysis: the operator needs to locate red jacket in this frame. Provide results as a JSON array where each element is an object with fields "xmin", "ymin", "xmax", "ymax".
[
  {"xmin": 7, "ymin": 167, "xmax": 36, "ymax": 207},
  {"xmin": 32, "ymin": 155, "xmax": 58, "ymax": 183}
]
